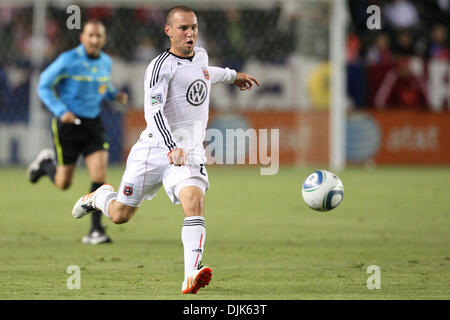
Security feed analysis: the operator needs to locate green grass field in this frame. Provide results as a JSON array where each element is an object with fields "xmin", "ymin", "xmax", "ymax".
[{"xmin": 0, "ymin": 165, "xmax": 448, "ymax": 299}]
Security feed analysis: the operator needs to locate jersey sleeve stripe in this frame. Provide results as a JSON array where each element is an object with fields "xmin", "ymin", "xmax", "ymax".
[
  {"xmin": 154, "ymin": 111, "xmax": 176, "ymax": 150},
  {"xmin": 149, "ymin": 52, "xmax": 165, "ymax": 87},
  {"xmin": 151, "ymin": 52, "xmax": 170, "ymax": 88},
  {"xmin": 153, "ymin": 53, "xmax": 170, "ymax": 87},
  {"xmin": 156, "ymin": 110, "xmax": 177, "ymax": 149},
  {"xmin": 153, "ymin": 112, "xmax": 172, "ymax": 150}
]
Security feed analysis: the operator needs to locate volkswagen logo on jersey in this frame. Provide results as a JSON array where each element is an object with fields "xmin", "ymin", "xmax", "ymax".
[{"xmin": 186, "ymin": 80, "xmax": 208, "ymax": 106}]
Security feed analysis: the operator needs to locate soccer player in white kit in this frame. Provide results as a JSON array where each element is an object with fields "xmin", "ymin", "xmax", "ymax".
[{"xmin": 72, "ymin": 6, "xmax": 259, "ymax": 294}]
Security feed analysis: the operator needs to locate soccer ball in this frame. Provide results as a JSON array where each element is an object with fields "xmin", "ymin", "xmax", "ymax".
[{"xmin": 301, "ymin": 170, "xmax": 344, "ymax": 212}]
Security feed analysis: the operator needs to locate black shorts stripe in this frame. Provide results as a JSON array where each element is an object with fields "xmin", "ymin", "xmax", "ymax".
[
  {"xmin": 151, "ymin": 52, "xmax": 169, "ymax": 88},
  {"xmin": 154, "ymin": 111, "xmax": 176, "ymax": 150}
]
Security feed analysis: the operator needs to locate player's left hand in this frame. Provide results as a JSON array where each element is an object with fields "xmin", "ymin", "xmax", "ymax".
[
  {"xmin": 168, "ymin": 148, "xmax": 187, "ymax": 166},
  {"xmin": 234, "ymin": 72, "xmax": 260, "ymax": 91},
  {"xmin": 115, "ymin": 92, "xmax": 128, "ymax": 105}
]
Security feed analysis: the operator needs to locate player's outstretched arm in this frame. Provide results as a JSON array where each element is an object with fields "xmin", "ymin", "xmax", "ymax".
[{"xmin": 233, "ymin": 72, "xmax": 260, "ymax": 91}]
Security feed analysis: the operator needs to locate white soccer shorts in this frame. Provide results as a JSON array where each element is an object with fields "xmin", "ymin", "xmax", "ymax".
[{"xmin": 116, "ymin": 139, "xmax": 209, "ymax": 207}]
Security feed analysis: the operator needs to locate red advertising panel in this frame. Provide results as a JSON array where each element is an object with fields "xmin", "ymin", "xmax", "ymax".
[
  {"xmin": 123, "ymin": 110, "xmax": 449, "ymax": 166},
  {"xmin": 122, "ymin": 110, "xmax": 330, "ymax": 166},
  {"xmin": 370, "ymin": 111, "xmax": 450, "ymax": 164}
]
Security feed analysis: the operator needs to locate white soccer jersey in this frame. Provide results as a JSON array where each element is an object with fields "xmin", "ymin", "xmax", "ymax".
[{"xmin": 140, "ymin": 47, "xmax": 237, "ymax": 165}]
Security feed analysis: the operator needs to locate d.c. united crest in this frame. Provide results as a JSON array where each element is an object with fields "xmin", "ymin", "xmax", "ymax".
[
  {"xmin": 123, "ymin": 183, "xmax": 134, "ymax": 196},
  {"xmin": 202, "ymin": 68, "xmax": 210, "ymax": 80}
]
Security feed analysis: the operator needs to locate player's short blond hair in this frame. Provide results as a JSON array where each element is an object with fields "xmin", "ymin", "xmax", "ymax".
[{"xmin": 166, "ymin": 6, "xmax": 196, "ymax": 25}]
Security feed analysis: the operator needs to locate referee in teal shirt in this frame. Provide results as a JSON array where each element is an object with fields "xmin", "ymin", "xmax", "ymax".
[{"xmin": 28, "ymin": 19, "xmax": 128, "ymax": 244}]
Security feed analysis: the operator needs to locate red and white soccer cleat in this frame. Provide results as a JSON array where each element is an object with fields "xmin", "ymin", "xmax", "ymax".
[
  {"xmin": 72, "ymin": 184, "xmax": 114, "ymax": 219},
  {"xmin": 181, "ymin": 266, "xmax": 212, "ymax": 294}
]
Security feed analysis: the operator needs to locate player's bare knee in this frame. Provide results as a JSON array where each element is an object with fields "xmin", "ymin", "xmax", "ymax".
[
  {"xmin": 110, "ymin": 213, "xmax": 130, "ymax": 224},
  {"xmin": 109, "ymin": 203, "xmax": 135, "ymax": 224},
  {"xmin": 109, "ymin": 208, "xmax": 131, "ymax": 224},
  {"xmin": 180, "ymin": 189, "xmax": 204, "ymax": 216}
]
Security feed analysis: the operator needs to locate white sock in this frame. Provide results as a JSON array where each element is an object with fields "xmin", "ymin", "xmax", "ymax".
[
  {"xmin": 94, "ymin": 190, "xmax": 117, "ymax": 219},
  {"xmin": 182, "ymin": 216, "xmax": 206, "ymax": 279}
]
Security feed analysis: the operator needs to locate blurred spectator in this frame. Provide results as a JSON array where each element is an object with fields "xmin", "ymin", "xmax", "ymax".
[
  {"xmin": 425, "ymin": 24, "xmax": 450, "ymax": 60},
  {"xmin": 222, "ymin": 8, "xmax": 246, "ymax": 70},
  {"xmin": 0, "ymin": 5, "xmax": 14, "ymax": 26},
  {"xmin": 347, "ymin": 32, "xmax": 362, "ymax": 64},
  {"xmin": 0, "ymin": 65, "xmax": 10, "ymax": 113},
  {"xmin": 374, "ymin": 57, "xmax": 428, "ymax": 110},
  {"xmin": 393, "ymin": 29, "xmax": 417, "ymax": 57},
  {"xmin": 12, "ymin": 8, "xmax": 33, "ymax": 60},
  {"xmin": 365, "ymin": 32, "xmax": 394, "ymax": 65},
  {"xmin": 383, "ymin": 0, "xmax": 420, "ymax": 30},
  {"xmin": 44, "ymin": 16, "xmax": 60, "ymax": 61}
]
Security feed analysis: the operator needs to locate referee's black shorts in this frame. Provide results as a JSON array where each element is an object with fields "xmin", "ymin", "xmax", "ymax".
[{"xmin": 51, "ymin": 116, "xmax": 109, "ymax": 165}]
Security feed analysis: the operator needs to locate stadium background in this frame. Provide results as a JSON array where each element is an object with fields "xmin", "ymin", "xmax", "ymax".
[{"xmin": 0, "ymin": 0, "xmax": 448, "ymax": 168}]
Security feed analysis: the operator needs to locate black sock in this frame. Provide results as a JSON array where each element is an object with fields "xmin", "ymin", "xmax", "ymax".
[
  {"xmin": 90, "ymin": 182, "xmax": 104, "ymax": 231},
  {"xmin": 40, "ymin": 159, "xmax": 56, "ymax": 182}
]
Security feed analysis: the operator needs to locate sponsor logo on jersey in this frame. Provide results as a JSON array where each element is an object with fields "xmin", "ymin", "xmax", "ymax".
[
  {"xmin": 151, "ymin": 93, "xmax": 163, "ymax": 105},
  {"xmin": 186, "ymin": 79, "xmax": 208, "ymax": 106},
  {"xmin": 98, "ymin": 83, "xmax": 107, "ymax": 94},
  {"xmin": 123, "ymin": 183, "xmax": 134, "ymax": 196},
  {"xmin": 202, "ymin": 68, "xmax": 210, "ymax": 80}
]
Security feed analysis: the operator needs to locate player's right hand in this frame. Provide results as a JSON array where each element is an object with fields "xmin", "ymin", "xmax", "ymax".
[
  {"xmin": 168, "ymin": 148, "xmax": 186, "ymax": 166},
  {"xmin": 234, "ymin": 72, "xmax": 260, "ymax": 91},
  {"xmin": 60, "ymin": 111, "xmax": 78, "ymax": 124}
]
